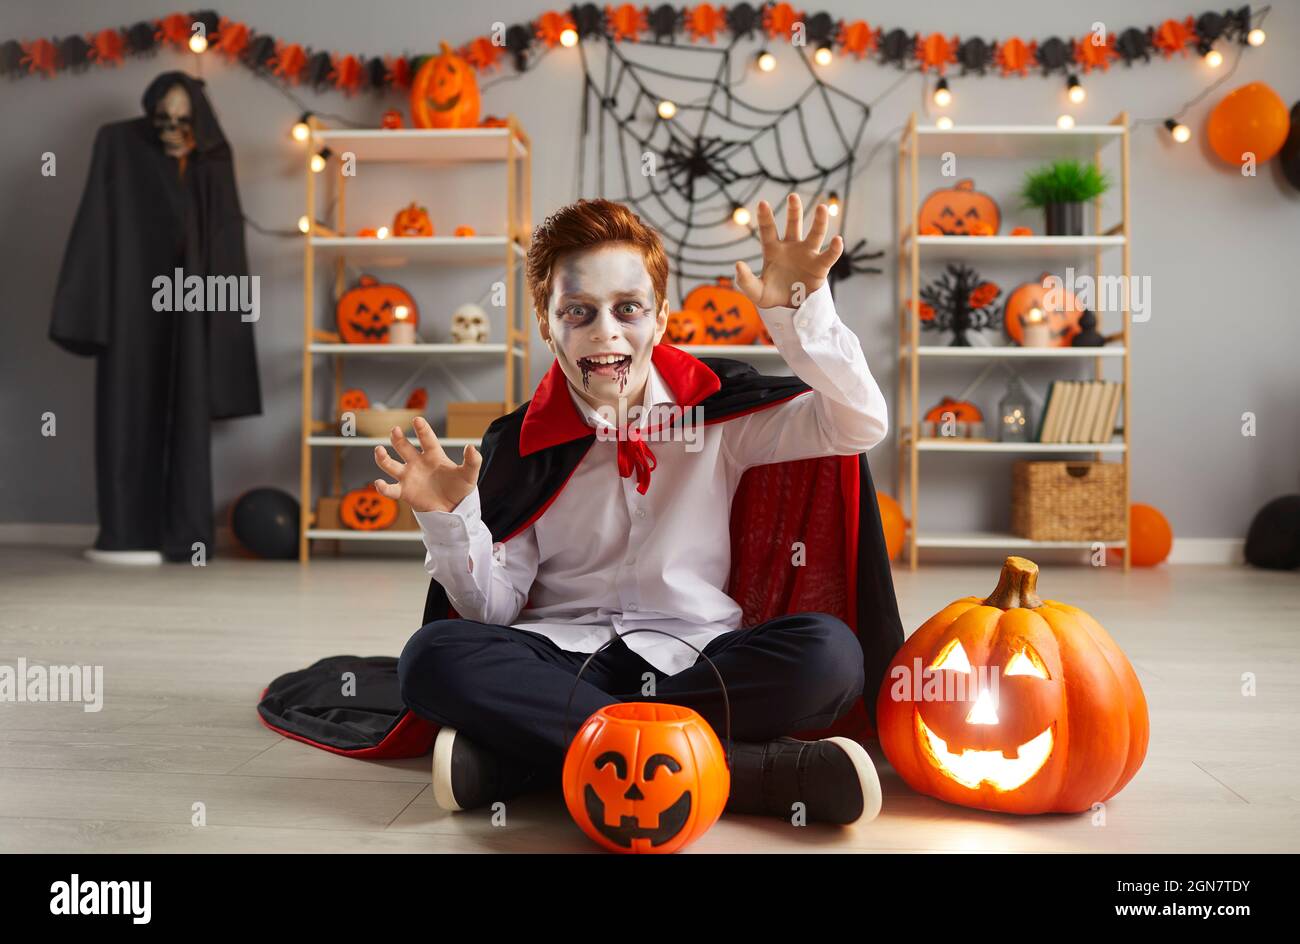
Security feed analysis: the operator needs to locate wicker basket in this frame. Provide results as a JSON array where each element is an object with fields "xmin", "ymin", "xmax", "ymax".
[{"xmin": 1011, "ymin": 461, "xmax": 1125, "ymax": 541}]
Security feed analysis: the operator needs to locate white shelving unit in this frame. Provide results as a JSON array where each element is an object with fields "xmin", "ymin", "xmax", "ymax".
[
  {"xmin": 299, "ymin": 120, "xmax": 531, "ymax": 561},
  {"xmin": 897, "ymin": 115, "xmax": 1132, "ymax": 569}
]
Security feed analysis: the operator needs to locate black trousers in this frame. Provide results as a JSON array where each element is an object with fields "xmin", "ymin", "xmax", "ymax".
[{"xmin": 397, "ymin": 611, "xmax": 865, "ymax": 769}]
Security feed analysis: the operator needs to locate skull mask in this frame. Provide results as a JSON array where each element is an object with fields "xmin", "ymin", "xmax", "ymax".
[
  {"xmin": 153, "ymin": 83, "xmax": 195, "ymax": 159},
  {"xmin": 450, "ymin": 303, "xmax": 489, "ymax": 344}
]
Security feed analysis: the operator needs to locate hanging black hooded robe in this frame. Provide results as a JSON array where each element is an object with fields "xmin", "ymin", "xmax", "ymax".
[{"xmin": 50, "ymin": 72, "xmax": 260, "ymax": 561}]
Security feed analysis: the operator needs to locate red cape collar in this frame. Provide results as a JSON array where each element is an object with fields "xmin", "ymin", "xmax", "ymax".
[{"xmin": 518, "ymin": 344, "xmax": 721, "ymax": 456}]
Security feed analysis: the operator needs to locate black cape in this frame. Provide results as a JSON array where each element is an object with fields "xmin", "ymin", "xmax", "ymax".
[
  {"xmin": 50, "ymin": 72, "xmax": 260, "ymax": 559},
  {"xmin": 260, "ymin": 352, "xmax": 904, "ymax": 758}
]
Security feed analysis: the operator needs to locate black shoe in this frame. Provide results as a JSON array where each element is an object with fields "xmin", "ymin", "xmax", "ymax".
[
  {"xmin": 431, "ymin": 727, "xmax": 541, "ymax": 812},
  {"xmin": 725, "ymin": 736, "xmax": 882, "ymax": 826}
]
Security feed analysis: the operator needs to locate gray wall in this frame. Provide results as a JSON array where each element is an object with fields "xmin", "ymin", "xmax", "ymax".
[{"xmin": 3, "ymin": 0, "xmax": 1297, "ymax": 540}]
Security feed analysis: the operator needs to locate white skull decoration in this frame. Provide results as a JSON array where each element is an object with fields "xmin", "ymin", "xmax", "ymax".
[{"xmin": 450, "ymin": 303, "xmax": 489, "ymax": 344}]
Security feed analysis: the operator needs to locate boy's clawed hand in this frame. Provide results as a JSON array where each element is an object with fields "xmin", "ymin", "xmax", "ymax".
[
  {"xmin": 734, "ymin": 193, "xmax": 843, "ymax": 310},
  {"xmin": 373, "ymin": 416, "xmax": 480, "ymax": 514}
]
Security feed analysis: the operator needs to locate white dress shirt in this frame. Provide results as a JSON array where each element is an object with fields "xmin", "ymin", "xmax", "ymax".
[{"xmin": 415, "ymin": 281, "xmax": 888, "ymax": 676}]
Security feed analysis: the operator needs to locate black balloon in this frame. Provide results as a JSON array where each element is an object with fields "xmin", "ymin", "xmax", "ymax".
[
  {"xmin": 1244, "ymin": 495, "xmax": 1300, "ymax": 570},
  {"xmin": 232, "ymin": 489, "xmax": 301, "ymax": 560},
  {"xmin": 1279, "ymin": 102, "xmax": 1300, "ymax": 192}
]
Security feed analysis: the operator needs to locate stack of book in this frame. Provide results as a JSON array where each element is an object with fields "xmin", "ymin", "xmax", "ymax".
[{"xmin": 1037, "ymin": 380, "xmax": 1123, "ymax": 443}]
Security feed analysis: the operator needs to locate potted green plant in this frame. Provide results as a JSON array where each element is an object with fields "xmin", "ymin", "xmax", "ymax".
[{"xmin": 1020, "ymin": 160, "xmax": 1110, "ymax": 236}]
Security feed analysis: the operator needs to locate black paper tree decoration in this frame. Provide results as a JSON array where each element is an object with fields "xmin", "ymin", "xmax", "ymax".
[
  {"xmin": 918, "ymin": 264, "xmax": 1002, "ymax": 347},
  {"xmin": 574, "ymin": 34, "xmax": 877, "ymax": 303}
]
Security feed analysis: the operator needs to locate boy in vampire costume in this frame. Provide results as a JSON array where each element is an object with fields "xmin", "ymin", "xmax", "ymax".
[{"xmin": 259, "ymin": 196, "xmax": 903, "ymax": 827}]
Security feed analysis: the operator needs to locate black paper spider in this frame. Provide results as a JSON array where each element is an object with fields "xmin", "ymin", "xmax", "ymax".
[
  {"xmin": 958, "ymin": 37, "xmax": 995, "ymax": 75},
  {"xmin": 1114, "ymin": 27, "xmax": 1153, "ymax": 65},
  {"xmin": 1036, "ymin": 37, "xmax": 1071, "ymax": 74}
]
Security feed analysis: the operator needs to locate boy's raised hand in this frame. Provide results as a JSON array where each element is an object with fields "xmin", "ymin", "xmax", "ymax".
[
  {"xmin": 373, "ymin": 416, "xmax": 481, "ymax": 514},
  {"xmin": 734, "ymin": 193, "xmax": 843, "ymax": 310}
]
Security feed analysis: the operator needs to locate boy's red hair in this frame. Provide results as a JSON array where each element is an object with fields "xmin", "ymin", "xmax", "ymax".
[{"xmin": 526, "ymin": 198, "xmax": 669, "ymax": 318}]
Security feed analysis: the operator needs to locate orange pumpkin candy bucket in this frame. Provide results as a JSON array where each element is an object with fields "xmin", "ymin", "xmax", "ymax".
[{"xmin": 563, "ymin": 630, "xmax": 731, "ymax": 854}]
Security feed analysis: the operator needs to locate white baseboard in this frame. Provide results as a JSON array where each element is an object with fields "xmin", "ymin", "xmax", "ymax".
[
  {"xmin": 1167, "ymin": 538, "xmax": 1245, "ymax": 565},
  {"xmin": 0, "ymin": 524, "xmax": 236, "ymax": 552}
]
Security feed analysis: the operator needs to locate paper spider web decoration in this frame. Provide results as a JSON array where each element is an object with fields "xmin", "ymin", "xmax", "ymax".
[{"xmin": 574, "ymin": 35, "xmax": 882, "ymax": 304}]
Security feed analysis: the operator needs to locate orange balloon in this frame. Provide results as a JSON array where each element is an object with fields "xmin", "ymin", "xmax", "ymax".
[
  {"xmin": 1109, "ymin": 503, "xmax": 1172, "ymax": 567},
  {"xmin": 1206, "ymin": 82, "xmax": 1290, "ymax": 165},
  {"xmin": 877, "ymin": 491, "xmax": 906, "ymax": 561}
]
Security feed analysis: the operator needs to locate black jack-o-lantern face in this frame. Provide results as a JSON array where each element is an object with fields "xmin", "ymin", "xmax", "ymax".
[
  {"xmin": 682, "ymin": 278, "xmax": 761, "ymax": 345},
  {"xmin": 562, "ymin": 703, "xmax": 729, "ymax": 854}
]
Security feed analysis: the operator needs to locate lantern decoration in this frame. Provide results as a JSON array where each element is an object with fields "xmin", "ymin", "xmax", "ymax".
[
  {"xmin": 917, "ymin": 179, "xmax": 1002, "ymax": 236},
  {"xmin": 336, "ymin": 275, "xmax": 420, "ymax": 344},
  {"xmin": 1003, "ymin": 273, "xmax": 1082, "ymax": 347},
  {"xmin": 876, "ymin": 556, "xmax": 1149, "ymax": 814},
  {"xmin": 923, "ymin": 396, "xmax": 984, "ymax": 439},
  {"xmin": 1205, "ymin": 82, "xmax": 1290, "ymax": 166},
  {"xmin": 563, "ymin": 702, "xmax": 729, "ymax": 854},
  {"xmin": 998, "ymin": 377, "xmax": 1035, "ymax": 443},
  {"xmin": 410, "ymin": 41, "xmax": 481, "ymax": 129},
  {"xmin": 339, "ymin": 485, "xmax": 400, "ymax": 531},
  {"xmin": 682, "ymin": 276, "xmax": 763, "ymax": 344}
]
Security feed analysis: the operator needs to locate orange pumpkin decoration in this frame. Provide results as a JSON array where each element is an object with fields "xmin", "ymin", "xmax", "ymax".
[
  {"xmin": 876, "ymin": 556, "xmax": 1149, "ymax": 814},
  {"xmin": 339, "ymin": 485, "xmax": 399, "ymax": 531},
  {"xmin": 1010, "ymin": 226, "xmax": 1034, "ymax": 236},
  {"xmin": 405, "ymin": 387, "xmax": 428, "ymax": 410},
  {"xmin": 453, "ymin": 225, "xmax": 476, "ymax": 237},
  {"xmin": 924, "ymin": 396, "xmax": 983, "ymax": 424},
  {"xmin": 1003, "ymin": 272, "xmax": 1082, "ymax": 347},
  {"xmin": 664, "ymin": 309, "xmax": 706, "ymax": 345},
  {"xmin": 877, "ymin": 491, "xmax": 907, "ymax": 561},
  {"xmin": 339, "ymin": 388, "xmax": 370, "ymax": 413},
  {"xmin": 336, "ymin": 275, "xmax": 419, "ymax": 344},
  {"xmin": 683, "ymin": 277, "xmax": 763, "ymax": 344},
  {"xmin": 381, "ymin": 109, "xmax": 404, "ymax": 129},
  {"xmin": 479, "ymin": 115, "xmax": 509, "ymax": 128},
  {"xmin": 392, "ymin": 202, "xmax": 433, "ymax": 237},
  {"xmin": 410, "ymin": 42, "xmax": 481, "ymax": 129},
  {"xmin": 563, "ymin": 702, "xmax": 729, "ymax": 854},
  {"xmin": 918, "ymin": 179, "xmax": 1001, "ymax": 236}
]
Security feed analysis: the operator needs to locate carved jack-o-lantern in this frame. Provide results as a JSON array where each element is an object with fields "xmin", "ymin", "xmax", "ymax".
[
  {"xmin": 876, "ymin": 557, "xmax": 1149, "ymax": 814},
  {"xmin": 918, "ymin": 179, "xmax": 1002, "ymax": 236},
  {"xmin": 336, "ymin": 275, "xmax": 419, "ymax": 344},
  {"xmin": 664, "ymin": 309, "xmax": 705, "ymax": 345},
  {"xmin": 563, "ymin": 702, "xmax": 729, "ymax": 854},
  {"xmin": 1003, "ymin": 273, "xmax": 1082, "ymax": 346},
  {"xmin": 392, "ymin": 202, "xmax": 434, "ymax": 237},
  {"xmin": 683, "ymin": 277, "xmax": 763, "ymax": 345},
  {"xmin": 410, "ymin": 42, "xmax": 481, "ymax": 129},
  {"xmin": 339, "ymin": 485, "xmax": 399, "ymax": 531},
  {"xmin": 338, "ymin": 388, "xmax": 370, "ymax": 414}
]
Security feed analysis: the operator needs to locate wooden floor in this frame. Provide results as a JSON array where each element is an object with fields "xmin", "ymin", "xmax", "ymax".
[{"xmin": 1, "ymin": 545, "xmax": 1296, "ymax": 853}]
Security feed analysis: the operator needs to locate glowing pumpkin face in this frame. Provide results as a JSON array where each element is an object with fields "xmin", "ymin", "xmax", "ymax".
[
  {"xmin": 339, "ymin": 485, "xmax": 399, "ymax": 531},
  {"xmin": 392, "ymin": 202, "xmax": 434, "ymax": 237},
  {"xmin": 338, "ymin": 388, "xmax": 370, "ymax": 413},
  {"xmin": 1003, "ymin": 273, "xmax": 1082, "ymax": 346},
  {"xmin": 683, "ymin": 277, "xmax": 762, "ymax": 344},
  {"xmin": 563, "ymin": 703, "xmax": 729, "ymax": 854},
  {"xmin": 664, "ymin": 309, "xmax": 705, "ymax": 345},
  {"xmin": 877, "ymin": 557, "xmax": 1149, "ymax": 814},
  {"xmin": 410, "ymin": 42, "xmax": 481, "ymax": 129},
  {"xmin": 336, "ymin": 275, "xmax": 419, "ymax": 344},
  {"xmin": 918, "ymin": 179, "xmax": 1002, "ymax": 236}
]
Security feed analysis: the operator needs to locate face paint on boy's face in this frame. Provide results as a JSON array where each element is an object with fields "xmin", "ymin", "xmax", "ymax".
[{"xmin": 545, "ymin": 245, "xmax": 663, "ymax": 409}]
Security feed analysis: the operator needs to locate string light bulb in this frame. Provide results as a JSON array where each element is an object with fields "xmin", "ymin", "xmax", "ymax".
[
  {"xmin": 1247, "ymin": 28, "xmax": 1265, "ymax": 47},
  {"xmin": 756, "ymin": 49, "xmax": 776, "ymax": 72},
  {"xmin": 826, "ymin": 192, "xmax": 840, "ymax": 217},
  {"xmin": 297, "ymin": 215, "xmax": 311, "ymax": 234},
  {"xmin": 814, "ymin": 43, "xmax": 833, "ymax": 66},
  {"xmin": 1165, "ymin": 118, "xmax": 1191, "ymax": 143},
  {"xmin": 935, "ymin": 115, "xmax": 954, "ymax": 129},
  {"xmin": 657, "ymin": 99, "xmax": 677, "ymax": 120},
  {"xmin": 291, "ymin": 113, "xmax": 312, "ymax": 142},
  {"xmin": 189, "ymin": 32, "xmax": 208, "ymax": 54},
  {"xmin": 1204, "ymin": 48, "xmax": 1223, "ymax": 67},
  {"xmin": 731, "ymin": 204, "xmax": 752, "ymax": 226},
  {"xmin": 376, "ymin": 226, "xmax": 390, "ymax": 239},
  {"xmin": 310, "ymin": 148, "xmax": 331, "ymax": 173},
  {"xmin": 933, "ymin": 78, "xmax": 952, "ymax": 107},
  {"xmin": 560, "ymin": 27, "xmax": 579, "ymax": 48},
  {"xmin": 1056, "ymin": 114, "xmax": 1075, "ymax": 129},
  {"xmin": 1067, "ymin": 75, "xmax": 1085, "ymax": 104}
]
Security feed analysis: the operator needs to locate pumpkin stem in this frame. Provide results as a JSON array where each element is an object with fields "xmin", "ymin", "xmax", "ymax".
[{"xmin": 983, "ymin": 556, "xmax": 1044, "ymax": 610}]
